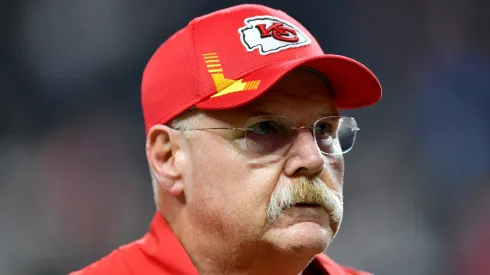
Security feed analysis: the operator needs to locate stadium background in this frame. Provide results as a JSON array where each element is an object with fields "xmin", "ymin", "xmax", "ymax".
[{"xmin": 0, "ymin": 0, "xmax": 489, "ymax": 274}]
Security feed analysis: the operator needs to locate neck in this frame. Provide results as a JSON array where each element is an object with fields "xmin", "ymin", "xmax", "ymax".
[
  {"xmin": 192, "ymin": 244, "xmax": 316, "ymax": 275},
  {"xmin": 159, "ymin": 199, "xmax": 320, "ymax": 275},
  {"xmin": 170, "ymin": 217, "xmax": 316, "ymax": 275}
]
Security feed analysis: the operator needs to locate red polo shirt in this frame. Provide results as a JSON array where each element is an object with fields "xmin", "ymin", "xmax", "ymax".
[{"xmin": 70, "ymin": 212, "xmax": 372, "ymax": 275}]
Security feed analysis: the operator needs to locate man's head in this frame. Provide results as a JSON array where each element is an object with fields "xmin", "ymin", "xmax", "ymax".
[
  {"xmin": 142, "ymin": 3, "xmax": 381, "ymax": 273},
  {"xmin": 148, "ymin": 68, "xmax": 345, "ymax": 255}
]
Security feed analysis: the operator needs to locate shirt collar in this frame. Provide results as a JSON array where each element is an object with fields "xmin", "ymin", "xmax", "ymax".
[{"xmin": 137, "ymin": 212, "xmax": 199, "ymax": 275}]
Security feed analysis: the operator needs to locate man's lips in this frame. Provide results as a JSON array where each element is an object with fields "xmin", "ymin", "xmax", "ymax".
[
  {"xmin": 292, "ymin": 203, "xmax": 330, "ymax": 217},
  {"xmin": 280, "ymin": 204, "xmax": 331, "ymax": 226}
]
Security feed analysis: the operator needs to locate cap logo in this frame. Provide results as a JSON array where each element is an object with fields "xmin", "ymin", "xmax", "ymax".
[
  {"xmin": 202, "ymin": 53, "xmax": 261, "ymax": 98},
  {"xmin": 239, "ymin": 16, "xmax": 311, "ymax": 55}
]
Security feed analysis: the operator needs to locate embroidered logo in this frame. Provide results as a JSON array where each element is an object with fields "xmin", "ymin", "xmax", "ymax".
[
  {"xmin": 239, "ymin": 16, "xmax": 311, "ymax": 55},
  {"xmin": 202, "ymin": 53, "xmax": 261, "ymax": 98}
]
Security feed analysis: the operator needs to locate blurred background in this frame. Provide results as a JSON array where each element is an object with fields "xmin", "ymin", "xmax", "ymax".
[{"xmin": 0, "ymin": 0, "xmax": 489, "ymax": 274}]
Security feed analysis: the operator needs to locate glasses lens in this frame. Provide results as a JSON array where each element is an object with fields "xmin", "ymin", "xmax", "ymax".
[
  {"xmin": 245, "ymin": 116, "xmax": 295, "ymax": 154},
  {"xmin": 314, "ymin": 117, "xmax": 358, "ymax": 155}
]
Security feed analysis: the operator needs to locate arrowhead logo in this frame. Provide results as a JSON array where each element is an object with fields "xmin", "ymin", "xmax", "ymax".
[
  {"xmin": 239, "ymin": 16, "xmax": 311, "ymax": 55},
  {"xmin": 202, "ymin": 53, "xmax": 261, "ymax": 98}
]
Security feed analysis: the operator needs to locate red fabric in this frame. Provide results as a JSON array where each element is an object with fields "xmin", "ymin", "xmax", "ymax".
[
  {"xmin": 70, "ymin": 212, "xmax": 372, "ymax": 275},
  {"xmin": 141, "ymin": 4, "xmax": 381, "ymax": 134}
]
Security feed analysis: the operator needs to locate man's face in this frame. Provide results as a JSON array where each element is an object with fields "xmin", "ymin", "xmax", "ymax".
[{"xmin": 182, "ymin": 69, "xmax": 344, "ymax": 255}]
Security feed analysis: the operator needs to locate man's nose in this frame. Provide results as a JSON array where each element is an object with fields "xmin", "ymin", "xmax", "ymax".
[{"xmin": 283, "ymin": 130, "xmax": 324, "ymax": 177}]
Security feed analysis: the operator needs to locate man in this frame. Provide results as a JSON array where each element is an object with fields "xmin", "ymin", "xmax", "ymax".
[{"xmin": 71, "ymin": 4, "xmax": 381, "ymax": 275}]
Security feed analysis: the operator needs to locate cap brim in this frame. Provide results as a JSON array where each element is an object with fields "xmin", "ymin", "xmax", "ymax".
[{"xmin": 196, "ymin": 54, "xmax": 381, "ymax": 110}]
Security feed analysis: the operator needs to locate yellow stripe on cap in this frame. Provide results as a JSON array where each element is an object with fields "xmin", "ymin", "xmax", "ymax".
[{"xmin": 208, "ymin": 68, "xmax": 223, "ymax": 73}]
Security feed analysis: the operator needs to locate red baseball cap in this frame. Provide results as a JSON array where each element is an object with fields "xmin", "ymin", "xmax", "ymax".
[{"xmin": 142, "ymin": 4, "xmax": 382, "ymax": 133}]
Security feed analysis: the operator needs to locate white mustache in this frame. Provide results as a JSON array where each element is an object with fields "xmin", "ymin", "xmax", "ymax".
[{"xmin": 267, "ymin": 177, "xmax": 343, "ymax": 226}]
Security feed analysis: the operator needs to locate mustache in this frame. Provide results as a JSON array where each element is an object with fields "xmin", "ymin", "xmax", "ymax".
[{"xmin": 267, "ymin": 177, "xmax": 343, "ymax": 227}]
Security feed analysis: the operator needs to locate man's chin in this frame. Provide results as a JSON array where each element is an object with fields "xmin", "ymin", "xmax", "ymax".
[
  {"xmin": 262, "ymin": 208, "xmax": 335, "ymax": 255},
  {"xmin": 263, "ymin": 222, "xmax": 332, "ymax": 255}
]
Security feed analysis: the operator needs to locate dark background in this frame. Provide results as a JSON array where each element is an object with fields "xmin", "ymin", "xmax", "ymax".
[{"xmin": 1, "ymin": 0, "xmax": 489, "ymax": 274}]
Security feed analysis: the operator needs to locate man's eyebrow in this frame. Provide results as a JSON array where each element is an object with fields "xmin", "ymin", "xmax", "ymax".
[
  {"xmin": 247, "ymin": 110, "xmax": 276, "ymax": 117},
  {"xmin": 317, "ymin": 110, "xmax": 340, "ymax": 117},
  {"xmin": 246, "ymin": 109, "xmax": 339, "ymax": 118}
]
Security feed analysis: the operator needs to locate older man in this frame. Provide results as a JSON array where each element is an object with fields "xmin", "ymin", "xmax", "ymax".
[{"xmin": 71, "ymin": 4, "xmax": 381, "ymax": 275}]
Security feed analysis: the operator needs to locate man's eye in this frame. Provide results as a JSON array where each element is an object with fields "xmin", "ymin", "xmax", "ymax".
[
  {"xmin": 249, "ymin": 121, "xmax": 280, "ymax": 135},
  {"xmin": 315, "ymin": 121, "xmax": 331, "ymax": 135}
]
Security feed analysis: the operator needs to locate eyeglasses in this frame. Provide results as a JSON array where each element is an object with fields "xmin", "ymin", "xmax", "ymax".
[{"xmin": 176, "ymin": 116, "xmax": 360, "ymax": 156}]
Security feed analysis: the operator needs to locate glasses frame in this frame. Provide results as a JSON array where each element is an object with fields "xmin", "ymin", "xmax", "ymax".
[{"xmin": 174, "ymin": 115, "xmax": 360, "ymax": 156}]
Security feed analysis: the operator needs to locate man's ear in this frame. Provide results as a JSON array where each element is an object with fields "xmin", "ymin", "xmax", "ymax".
[{"xmin": 146, "ymin": 125, "xmax": 185, "ymax": 196}]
